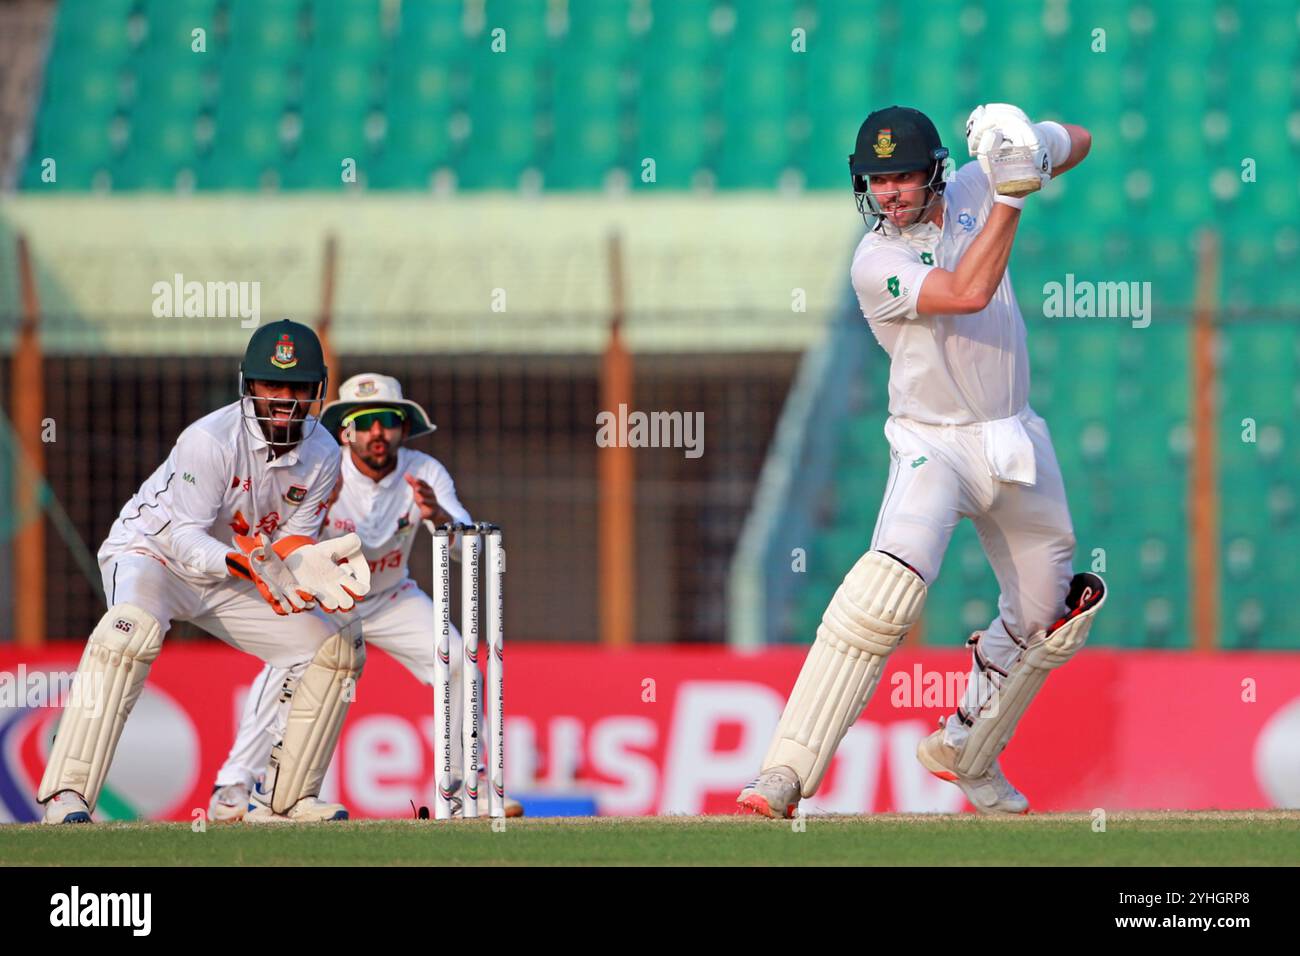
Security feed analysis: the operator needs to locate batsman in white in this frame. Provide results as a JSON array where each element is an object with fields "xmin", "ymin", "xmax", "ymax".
[
  {"xmin": 739, "ymin": 104, "xmax": 1106, "ymax": 818},
  {"xmin": 208, "ymin": 373, "xmax": 522, "ymax": 821},
  {"xmin": 39, "ymin": 319, "xmax": 372, "ymax": 824}
]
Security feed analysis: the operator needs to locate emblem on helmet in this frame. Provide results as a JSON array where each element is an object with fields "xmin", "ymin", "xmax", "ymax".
[
  {"xmin": 873, "ymin": 129, "xmax": 896, "ymax": 158},
  {"xmin": 271, "ymin": 334, "xmax": 297, "ymax": 369}
]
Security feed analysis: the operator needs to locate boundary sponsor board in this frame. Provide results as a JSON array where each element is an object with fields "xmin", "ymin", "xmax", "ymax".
[{"xmin": 1, "ymin": 645, "xmax": 1296, "ymax": 820}]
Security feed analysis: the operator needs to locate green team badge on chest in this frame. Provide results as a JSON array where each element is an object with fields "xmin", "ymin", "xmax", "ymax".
[
  {"xmin": 911, "ymin": 456, "xmax": 928, "ymax": 469},
  {"xmin": 887, "ymin": 275, "xmax": 900, "ymax": 297},
  {"xmin": 920, "ymin": 252, "xmax": 934, "ymax": 265}
]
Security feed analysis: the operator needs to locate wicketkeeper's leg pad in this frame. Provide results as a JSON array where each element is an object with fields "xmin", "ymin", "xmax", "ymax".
[
  {"xmin": 764, "ymin": 550, "xmax": 926, "ymax": 797},
  {"xmin": 265, "ymin": 620, "xmax": 365, "ymax": 814},
  {"xmin": 956, "ymin": 573, "xmax": 1106, "ymax": 777},
  {"xmin": 38, "ymin": 604, "xmax": 164, "ymax": 809}
]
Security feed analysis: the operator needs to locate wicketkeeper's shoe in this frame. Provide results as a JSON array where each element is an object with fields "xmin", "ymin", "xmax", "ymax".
[
  {"xmin": 474, "ymin": 786, "xmax": 526, "ymax": 818},
  {"xmin": 208, "ymin": 782, "xmax": 250, "ymax": 823},
  {"xmin": 916, "ymin": 724, "xmax": 1029, "ymax": 814},
  {"xmin": 735, "ymin": 766, "xmax": 801, "ymax": 819},
  {"xmin": 446, "ymin": 776, "xmax": 524, "ymax": 818},
  {"xmin": 42, "ymin": 789, "xmax": 92, "ymax": 825},
  {"xmin": 244, "ymin": 788, "xmax": 349, "ymax": 823}
]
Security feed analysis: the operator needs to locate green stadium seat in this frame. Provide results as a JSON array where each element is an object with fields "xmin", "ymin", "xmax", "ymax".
[
  {"xmin": 49, "ymin": 0, "xmax": 135, "ymax": 61},
  {"xmin": 138, "ymin": 0, "xmax": 221, "ymax": 55},
  {"xmin": 564, "ymin": 0, "xmax": 633, "ymax": 56},
  {"xmin": 485, "ymin": 0, "xmax": 551, "ymax": 62},
  {"xmin": 226, "ymin": 1, "xmax": 304, "ymax": 61},
  {"xmin": 728, "ymin": 3, "xmax": 799, "ymax": 67},
  {"xmin": 633, "ymin": 111, "xmax": 710, "ymax": 189},
  {"xmin": 394, "ymin": 1, "xmax": 469, "ymax": 67},
  {"xmin": 381, "ymin": 104, "xmax": 453, "ymax": 171},
  {"xmin": 309, "ymin": 0, "xmax": 387, "ymax": 56},
  {"xmin": 22, "ymin": 114, "xmax": 118, "ymax": 188},
  {"xmin": 124, "ymin": 107, "xmax": 200, "ymax": 165},
  {"xmin": 467, "ymin": 52, "xmax": 539, "ymax": 120},
  {"xmin": 546, "ymin": 109, "xmax": 623, "ymax": 189},
  {"xmin": 194, "ymin": 155, "xmax": 272, "ymax": 190},
  {"xmin": 715, "ymin": 117, "xmax": 788, "ymax": 188},
  {"xmin": 456, "ymin": 113, "xmax": 536, "ymax": 189},
  {"xmin": 386, "ymin": 58, "xmax": 455, "ymax": 121},
  {"xmin": 197, "ymin": 110, "xmax": 284, "ymax": 188},
  {"xmin": 40, "ymin": 61, "xmax": 124, "ymax": 119},
  {"xmin": 218, "ymin": 57, "xmax": 295, "ymax": 116},
  {"xmin": 131, "ymin": 53, "xmax": 212, "ymax": 117},
  {"xmin": 643, "ymin": 3, "xmax": 714, "ymax": 64},
  {"xmin": 282, "ymin": 110, "xmax": 372, "ymax": 188},
  {"xmin": 815, "ymin": 2, "xmax": 877, "ymax": 54},
  {"xmin": 303, "ymin": 54, "xmax": 378, "ymax": 115}
]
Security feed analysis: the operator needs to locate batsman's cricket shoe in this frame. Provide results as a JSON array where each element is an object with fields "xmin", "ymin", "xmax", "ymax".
[
  {"xmin": 244, "ymin": 786, "xmax": 349, "ymax": 823},
  {"xmin": 736, "ymin": 766, "xmax": 801, "ymax": 819},
  {"xmin": 208, "ymin": 782, "xmax": 250, "ymax": 823},
  {"xmin": 42, "ymin": 789, "xmax": 92, "ymax": 825},
  {"xmin": 916, "ymin": 724, "xmax": 1029, "ymax": 814}
]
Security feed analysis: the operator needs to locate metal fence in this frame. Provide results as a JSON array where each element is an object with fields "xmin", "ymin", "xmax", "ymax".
[{"xmin": 0, "ymin": 315, "xmax": 799, "ymax": 643}]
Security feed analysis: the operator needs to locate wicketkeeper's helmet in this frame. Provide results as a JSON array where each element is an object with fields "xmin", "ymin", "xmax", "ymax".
[{"xmin": 237, "ymin": 319, "xmax": 329, "ymax": 446}]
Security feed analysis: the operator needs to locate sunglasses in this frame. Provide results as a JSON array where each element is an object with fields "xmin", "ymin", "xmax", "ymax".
[{"xmin": 342, "ymin": 407, "xmax": 406, "ymax": 431}]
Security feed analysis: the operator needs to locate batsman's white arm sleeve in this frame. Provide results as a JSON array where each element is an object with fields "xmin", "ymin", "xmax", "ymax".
[{"xmin": 1033, "ymin": 121, "xmax": 1072, "ymax": 168}]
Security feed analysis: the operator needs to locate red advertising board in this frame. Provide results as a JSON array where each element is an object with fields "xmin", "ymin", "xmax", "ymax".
[{"xmin": 2, "ymin": 644, "xmax": 1298, "ymax": 821}]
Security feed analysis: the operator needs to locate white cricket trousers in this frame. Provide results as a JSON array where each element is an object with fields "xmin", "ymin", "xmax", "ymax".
[
  {"xmin": 869, "ymin": 409, "xmax": 1077, "ymax": 745},
  {"xmin": 215, "ymin": 578, "xmax": 464, "ymax": 788}
]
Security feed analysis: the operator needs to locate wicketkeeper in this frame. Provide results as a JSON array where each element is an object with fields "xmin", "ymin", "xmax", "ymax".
[
  {"xmin": 208, "ymin": 373, "xmax": 523, "ymax": 820},
  {"xmin": 739, "ymin": 104, "xmax": 1104, "ymax": 818},
  {"xmin": 39, "ymin": 319, "xmax": 371, "ymax": 824}
]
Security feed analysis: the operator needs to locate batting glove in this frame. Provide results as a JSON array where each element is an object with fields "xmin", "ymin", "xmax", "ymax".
[{"xmin": 965, "ymin": 103, "xmax": 1034, "ymax": 156}]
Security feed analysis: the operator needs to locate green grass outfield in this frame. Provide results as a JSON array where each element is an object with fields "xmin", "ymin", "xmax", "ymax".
[{"xmin": 2, "ymin": 811, "xmax": 1299, "ymax": 866}]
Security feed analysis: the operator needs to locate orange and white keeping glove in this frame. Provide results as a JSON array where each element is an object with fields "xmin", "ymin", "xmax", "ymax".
[
  {"xmin": 227, "ymin": 533, "xmax": 371, "ymax": 614},
  {"xmin": 226, "ymin": 533, "xmax": 316, "ymax": 615},
  {"xmin": 280, "ymin": 532, "xmax": 372, "ymax": 612}
]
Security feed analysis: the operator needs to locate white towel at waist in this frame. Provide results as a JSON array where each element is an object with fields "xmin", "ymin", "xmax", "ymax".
[{"xmin": 982, "ymin": 412, "xmax": 1037, "ymax": 486}]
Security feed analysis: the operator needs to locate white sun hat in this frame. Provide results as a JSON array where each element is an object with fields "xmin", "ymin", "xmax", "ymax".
[{"xmin": 318, "ymin": 373, "xmax": 437, "ymax": 439}]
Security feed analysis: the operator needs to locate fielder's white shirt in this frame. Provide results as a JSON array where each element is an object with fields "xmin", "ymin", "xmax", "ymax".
[
  {"xmin": 851, "ymin": 160, "xmax": 1031, "ymax": 426},
  {"xmin": 320, "ymin": 446, "xmax": 472, "ymax": 596},
  {"xmin": 98, "ymin": 400, "xmax": 342, "ymax": 583}
]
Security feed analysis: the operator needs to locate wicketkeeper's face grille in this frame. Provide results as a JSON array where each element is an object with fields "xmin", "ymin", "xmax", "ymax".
[{"xmin": 240, "ymin": 376, "xmax": 327, "ymax": 449}]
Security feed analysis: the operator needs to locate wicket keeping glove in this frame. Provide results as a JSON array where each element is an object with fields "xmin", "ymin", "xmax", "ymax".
[
  {"xmin": 226, "ymin": 533, "xmax": 316, "ymax": 615},
  {"xmin": 280, "ymin": 532, "xmax": 372, "ymax": 612}
]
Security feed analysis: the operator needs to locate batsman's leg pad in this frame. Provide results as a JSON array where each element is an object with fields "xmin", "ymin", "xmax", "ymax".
[
  {"xmin": 763, "ymin": 550, "xmax": 926, "ymax": 797},
  {"xmin": 38, "ymin": 605, "xmax": 164, "ymax": 809},
  {"xmin": 266, "ymin": 621, "xmax": 365, "ymax": 814},
  {"xmin": 956, "ymin": 573, "xmax": 1106, "ymax": 777}
]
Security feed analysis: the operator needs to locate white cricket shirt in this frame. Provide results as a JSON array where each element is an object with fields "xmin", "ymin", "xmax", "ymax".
[
  {"xmin": 320, "ymin": 446, "xmax": 472, "ymax": 597},
  {"xmin": 98, "ymin": 400, "xmax": 342, "ymax": 584},
  {"xmin": 850, "ymin": 160, "xmax": 1032, "ymax": 425}
]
